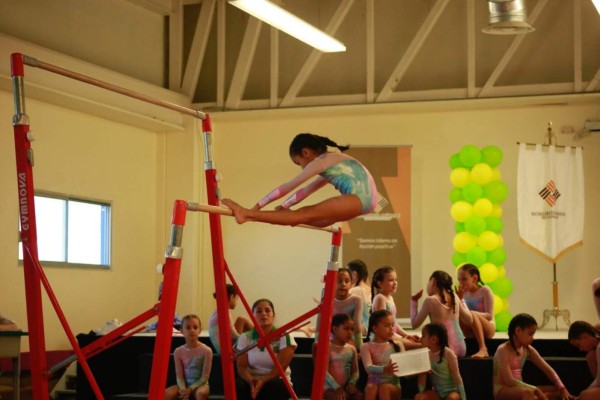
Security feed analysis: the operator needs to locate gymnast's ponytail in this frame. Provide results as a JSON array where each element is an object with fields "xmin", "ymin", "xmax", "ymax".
[{"xmin": 289, "ymin": 133, "xmax": 349, "ymax": 156}]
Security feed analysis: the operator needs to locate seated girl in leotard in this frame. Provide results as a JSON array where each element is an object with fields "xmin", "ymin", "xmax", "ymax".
[
  {"xmin": 411, "ymin": 270, "xmax": 472, "ymax": 357},
  {"xmin": 222, "ymin": 133, "xmax": 378, "ymax": 228},
  {"xmin": 416, "ymin": 323, "xmax": 466, "ymax": 400},
  {"xmin": 568, "ymin": 321, "xmax": 600, "ymax": 400},
  {"xmin": 493, "ymin": 313, "xmax": 574, "ymax": 400},
  {"xmin": 371, "ymin": 266, "xmax": 422, "ymax": 350},
  {"xmin": 456, "ymin": 264, "xmax": 495, "ymax": 358}
]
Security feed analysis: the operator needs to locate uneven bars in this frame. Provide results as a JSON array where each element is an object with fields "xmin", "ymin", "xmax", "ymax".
[
  {"xmin": 186, "ymin": 202, "xmax": 339, "ymax": 233},
  {"xmin": 21, "ymin": 54, "xmax": 206, "ymax": 120}
]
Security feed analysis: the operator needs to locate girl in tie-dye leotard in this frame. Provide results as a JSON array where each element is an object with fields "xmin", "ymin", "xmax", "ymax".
[
  {"xmin": 361, "ymin": 310, "xmax": 402, "ymax": 400},
  {"xmin": 324, "ymin": 314, "xmax": 363, "ymax": 400},
  {"xmin": 222, "ymin": 133, "xmax": 378, "ymax": 228}
]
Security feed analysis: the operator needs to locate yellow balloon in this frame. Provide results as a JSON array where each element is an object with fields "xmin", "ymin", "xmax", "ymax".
[
  {"xmin": 502, "ymin": 298, "xmax": 510, "ymax": 311},
  {"xmin": 453, "ymin": 232, "xmax": 477, "ymax": 253},
  {"xmin": 490, "ymin": 168, "xmax": 502, "ymax": 182},
  {"xmin": 470, "ymin": 163, "xmax": 493, "ymax": 185},
  {"xmin": 450, "ymin": 168, "xmax": 471, "ymax": 188},
  {"xmin": 497, "ymin": 234, "xmax": 504, "ymax": 248},
  {"xmin": 493, "ymin": 294, "xmax": 503, "ymax": 315},
  {"xmin": 450, "ymin": 201, "xmax": 473, "ymax": 222},
  {"xmin": 480, "ymin": 262, "xmax": 498, "ymax": 283},
  {"xmin": 491, "ymin": 204, "xmax": 503, "ymax": 218},
  {"xmin": 478, "ymin": 231, "xmax": 499, "ymax": 251},
  {"xmin": 497, "ymin": 265, "xmax": 506, "ymax": 277},
  {"xmin": 473, "ymin": 198, "xmax": 493, "ymax": 217}
]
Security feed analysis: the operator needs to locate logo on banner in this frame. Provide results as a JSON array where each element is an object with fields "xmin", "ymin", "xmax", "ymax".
[{"xmin": 538, "ymin": 180, "xmax": 561, "ymax": 207}]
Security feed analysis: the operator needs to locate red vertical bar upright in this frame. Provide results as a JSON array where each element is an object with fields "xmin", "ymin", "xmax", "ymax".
[
  {"xmin": 147, "ymin": 200, "xmax": 186, "ymax": 400},
  {"xmin": 202, "ymin": 116, "xmax": 237, "ymax": 400},
  {"xmin": 311, "ymin": 228, "xmax": 342, "ymax": 400},
  {"xmin": 11, "ymin": 52, "xmax": 50, "ymax": 400}
]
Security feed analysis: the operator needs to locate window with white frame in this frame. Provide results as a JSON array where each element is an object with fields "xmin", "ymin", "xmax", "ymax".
[{"xmin": 19, "ymin": 194, "xmax": 111, "ymax": 267}]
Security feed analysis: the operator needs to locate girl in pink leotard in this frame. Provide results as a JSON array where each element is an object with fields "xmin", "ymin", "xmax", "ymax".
[
  {"xmin": 493, "ymin": 313, "xmax": 574, "ymax": 400},
  {"xmin": 371, "ymin": 266, "xmax": 422, "ymax": 350},
  {"xmin": 222, "ymin": 133, "xmax": 378, "ymax": 228},
  {"xmin": 164, "ymin": 314, "xmax": 213, "ymax": 400},
  {"xmin": 411, "ymin": 270, "xmax": 472, "ymax": 357},
  {"xmin": 456, "ymin": 264, "xmax": 496, "ymax": 358}
]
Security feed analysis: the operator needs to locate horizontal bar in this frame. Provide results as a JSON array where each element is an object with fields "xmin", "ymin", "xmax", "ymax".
[
  {"xmin": 22, "ymin": 55, "xmax": 206, "ymax": 120},
  {"xmin": 186, "ymin": 202, "xmax": 339, "ymax": 233}
]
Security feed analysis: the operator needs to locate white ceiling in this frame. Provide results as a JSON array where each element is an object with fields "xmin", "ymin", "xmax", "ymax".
[{"xmin": 2, "ymin": 0, "xmax": 600, "ymax": 113}]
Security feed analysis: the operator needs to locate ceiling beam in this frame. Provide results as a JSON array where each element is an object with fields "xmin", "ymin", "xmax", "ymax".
[
  {"xmin": 216, "ymin": 0, "xmax": 226, "ymax": 107},
  {"xmin": 225, "ymin": 17, "xmax": 263, "ymax": 109},
  {"xmin": 279, "ymin": 0, "xmax": 354, "ymax": 107},
  {"xmin": 478, "ymin": 0, "xmax": 548, "ymax": 98},
  {"xmin": 126, "ymin": 0, "xmax": 172, "ymax": 15},
  {"xmin": 366, "ymin": 0, "xmax": 375, "ymax": 103},
  {"xmin": 467, "ymin": 0, "xmax": 476, "ymax": 98},
  {"xmin": 270, "ymin": 27, "xmax": 279, "ymax": 108},
  {"xmin": 376, "ymin": 0, "xmax": 450, "ymax": 103},
  {"xmin": 585, "ymin": 68, "xmax": 600, "ymax": 92},
  {"xmin": 574, "ymin": 0, "xmax": 582, "ymax": 92},
  {"xmin": 181, "ymin": 0, "xmax": 216, "ymax": 98},
  {"xmin": 168, "ymin": 0, "xmax": 183, "ymax": 91}
]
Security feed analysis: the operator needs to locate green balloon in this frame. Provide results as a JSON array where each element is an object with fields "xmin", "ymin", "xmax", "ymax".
[
  {"xmin": 462, "ymin": 182, "xmax": 483, "ymax": 203},
  {"xmin": 484, "ymin": 181, "xmax": 509, "ymax": 203},
  {"xmin": 449, "ymin": 188, "xmax": 463, "ymax": 203},
  {"xmin": 466, "ymin": 246, "xmax": 487, "ymax": 266},
  {"xmin": 459, "ymin": 145, "xmax": 482, "ymax": 168},
  {"xmin": 465, "ymin": 215, "xmax": 487, "ymax": 236},
  {"xmin": 449, "ymin": 153, "xmax": 464, "ymax": 169},
  {"xmin": 452, "ymin": 251, "xmax": 466, "ymax": 267},
  {"xmin": 481, "ymin": 145, "xmax": 504, "ymax": 167},
  {"xmin": 490, "ymin": 277, "xmax": 513, "ymax": 298},
  {"xmin": 488, "ymin": 248, "xmax": 507, "ymax": 266},
  {"xmin": 495, "ymin": 310, "xmax": 512, "ymax": 332},
  {"xmin": 455, "ymin": 222, "xmax": 465, "ymax": 233},
  {"xmin": 485, "ymin": 216, "xmax": 504, "ymax": 233}
]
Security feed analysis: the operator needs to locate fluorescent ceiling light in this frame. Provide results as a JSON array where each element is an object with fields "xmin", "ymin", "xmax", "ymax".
[
  {"xmin": 228, "ymin": 0, "xmax": 346, "ymax": 53},
  {"xmin": 593, "ymin": 0, "xmax": 600, "ymax": 15}
]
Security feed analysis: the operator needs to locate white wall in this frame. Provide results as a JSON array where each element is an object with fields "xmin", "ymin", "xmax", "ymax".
[
  {"xmin": 0, "ymin": 91, "xmax": 166, "ymax": 350},
  {"xmin": 208, "ymin": 99, "xmax": 600, "ymax": 329}
]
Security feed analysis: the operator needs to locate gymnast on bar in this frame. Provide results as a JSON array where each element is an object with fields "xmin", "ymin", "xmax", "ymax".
[{"xmin": 222, "ymin": 133, "xmax": 378, "ymax": 228}]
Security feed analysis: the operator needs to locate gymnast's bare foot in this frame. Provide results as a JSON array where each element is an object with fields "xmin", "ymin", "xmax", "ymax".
[
  {"xmin": 221, "ymin": 199, "xmax": 248, "ymax": 224},
  {"xmin": 471, "ymin": 349, "xmax": 489, "ymax": 358}
]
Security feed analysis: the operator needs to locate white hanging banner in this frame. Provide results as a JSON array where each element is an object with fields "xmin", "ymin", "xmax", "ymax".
[{"xmin": 517, "ymin": 143, "xmax": 584, "ymax": 262}]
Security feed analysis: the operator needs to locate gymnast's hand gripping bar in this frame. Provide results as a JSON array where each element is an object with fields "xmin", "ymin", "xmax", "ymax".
[{"xmin": 186, "ymin": 201, "xmax": 340, "ymax": 233}]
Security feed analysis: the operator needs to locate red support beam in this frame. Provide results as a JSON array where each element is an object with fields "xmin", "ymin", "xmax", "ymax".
[
  {"xmin": 202, "ymin": 116, "xmax": 237, "ymax": 400},
  {"xmin": 311, "ymin": 228, "xmax": 342, "ymax": 400},
  {"xmin": 148, "ymin": 200, "xmax": 186, "ymax": 400},
  {"xmin": 11, "ymin": 52, "xmax": 50, "ymax": 400}
]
